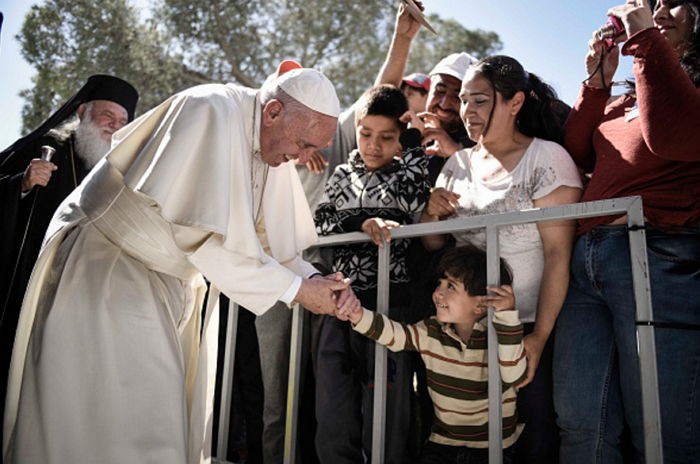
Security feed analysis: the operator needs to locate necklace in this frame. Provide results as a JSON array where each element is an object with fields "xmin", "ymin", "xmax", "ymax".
[{"xmin": 250, "ymin": 102, "xmax": 269, "ymax": 224}]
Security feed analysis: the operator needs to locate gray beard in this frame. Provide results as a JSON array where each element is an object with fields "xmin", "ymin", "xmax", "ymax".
[{"xmin": 74, "ymin": 115, "xmax": 111, "ymax": 169}]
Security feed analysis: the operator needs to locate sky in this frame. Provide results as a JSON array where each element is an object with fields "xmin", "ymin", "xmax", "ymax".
[{"xmin": 0, "ymin": 0, "xmax": 636, "ymax": 150}]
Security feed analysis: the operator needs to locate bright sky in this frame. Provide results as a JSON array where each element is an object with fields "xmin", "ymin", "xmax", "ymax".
[{"xmin": 0, "ymin": 0, "xmax": 635, "ymax": 149}]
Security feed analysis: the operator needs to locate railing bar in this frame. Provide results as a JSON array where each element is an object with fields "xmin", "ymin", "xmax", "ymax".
[
  {"xmin": 371, "ymin": 243, "xmax": 391, "ymax": 464},
  {"xmin": 216, "ymin": 300, "xmax": 239, "ymax": 457},
  {"xmin": 283, "ymin": 303, "xmax": 305, "ymax": 464},
  {"xmin": 627, "ymin": 197, "xmax": 664, "ymax": 464},
  {"xmin": 486, "ymin": 227, "xmax": 503, "ymax": 464}
]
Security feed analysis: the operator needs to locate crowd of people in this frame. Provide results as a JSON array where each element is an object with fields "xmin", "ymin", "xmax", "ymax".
[{"xmin": 0, "ymin": 0, "xmax": 698, "ymax": 463}]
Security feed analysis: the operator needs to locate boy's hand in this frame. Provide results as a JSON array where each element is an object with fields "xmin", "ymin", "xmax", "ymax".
[
  {"xmin": 335, "ymin": 285, "xmax": 363, "ymax": 324},
  {"xmin": 481, "ymin": 285, "xmax": 515, "ymax": 312},
  {"xmin": 362, "ymin": 217, "xmax": 400, "ymax": 248}
]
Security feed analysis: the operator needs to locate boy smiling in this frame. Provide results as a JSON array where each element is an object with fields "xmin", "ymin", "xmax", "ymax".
[{"xmin": 338, "ymin": 245, "xmax": 527, "ymax": 463}]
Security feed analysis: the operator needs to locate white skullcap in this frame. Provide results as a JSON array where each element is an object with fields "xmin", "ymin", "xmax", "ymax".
[
  {"xmin": 276, "ymin": 67, "xmax": 340, "ymax": 118},
  {"xmin": 429, "ymin": 52, "xmax": 478, "ymax": 82}
]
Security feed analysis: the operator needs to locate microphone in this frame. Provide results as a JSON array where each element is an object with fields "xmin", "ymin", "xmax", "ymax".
[{"xmin": 40, "ymin": 145, "xmax": 56, "ymax": 162}]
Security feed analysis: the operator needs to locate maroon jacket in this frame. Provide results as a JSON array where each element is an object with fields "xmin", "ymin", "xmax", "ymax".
[{"xmin": 564, "ymin": 28, "xmax": 700, "ymax": 234}]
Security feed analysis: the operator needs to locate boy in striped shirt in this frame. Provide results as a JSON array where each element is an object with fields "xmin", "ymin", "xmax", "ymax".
[{"xmin": 337, "ymin": 245, "xmax": 527, "ymax": 463}]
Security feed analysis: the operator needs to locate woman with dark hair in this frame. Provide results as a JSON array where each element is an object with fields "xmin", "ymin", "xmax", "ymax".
[
  {"xmin": 553, "ymin": 0, "xmax": 700, "ymax": 462},
  {"xmin": 420, "ymin": 55, "xmax": 583, "ymax": 462}
]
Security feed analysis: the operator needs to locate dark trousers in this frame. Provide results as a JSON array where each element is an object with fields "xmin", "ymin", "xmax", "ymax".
[
  {"xmin": 315, "ymin": 288, "xmax": 415, "ymax": 464},
  {"xmin": 513, "ymin": 322, "xmax": 560, "ymax": 463},
  {"xmin": 420, "ymin": 441, "xmax": 514, "ymax": 464}
]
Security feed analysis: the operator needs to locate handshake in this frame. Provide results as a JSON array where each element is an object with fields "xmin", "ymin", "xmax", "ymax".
[{"xmin": 294, "ymin": 272, "xmax": 362, "ymax": 321}]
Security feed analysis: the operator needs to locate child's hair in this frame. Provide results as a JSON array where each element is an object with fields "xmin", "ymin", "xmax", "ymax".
[
  {"xmin": 354, "ymin": 84, "xmax": 409, "ymax": 130},
  {"xmin": 436, "ymin": 245, "xmax": 513, "ymax": 296},
  {"xmin": 468, "ymin": 55, "xmax": 565, "ymax": 144}
]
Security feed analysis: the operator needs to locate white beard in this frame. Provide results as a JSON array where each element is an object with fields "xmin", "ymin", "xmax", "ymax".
[{"xmin": 74, "ymin": 113, "xmax": 112, "ymax": 169}]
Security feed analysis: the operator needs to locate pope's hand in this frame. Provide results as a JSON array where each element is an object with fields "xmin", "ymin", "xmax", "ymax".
[{"xmin": 295, "ymin": 273, "xmax": 351, "ymax": 315}]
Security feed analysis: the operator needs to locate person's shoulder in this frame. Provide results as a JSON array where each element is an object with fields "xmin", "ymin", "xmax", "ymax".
[
  {"xmin": 177, "ymin": 83, "xmax": 254, "ymax": 105},
  {"xmin": 529, "ymin": 138, "xmax": 574, "ymax": 162},
  {"xmin": 173, "ymin": 83, "xmax": 254, "ymax": 119}
]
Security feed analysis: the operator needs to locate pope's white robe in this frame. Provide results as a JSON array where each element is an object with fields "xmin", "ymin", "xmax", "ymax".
[{"xmin": 3, "ymin": 83, "xmax": 319, "ymax": 464}]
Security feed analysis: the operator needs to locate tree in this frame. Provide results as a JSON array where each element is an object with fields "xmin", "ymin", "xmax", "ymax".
[{"xmin": 16, "ymin": 0, "xmax": 501, "ymax": 132}]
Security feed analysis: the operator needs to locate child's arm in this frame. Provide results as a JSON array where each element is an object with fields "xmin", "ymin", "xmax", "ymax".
[
  {"xmin": 486, "ymin": 285, "xmax": 527, "ymax": 387},
  {"xmin": 335, "ymin": 285, "xmax": 423, "ymax": 353}
]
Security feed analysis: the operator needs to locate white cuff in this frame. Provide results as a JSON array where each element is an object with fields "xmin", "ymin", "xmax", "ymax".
[{"xmin": 280, "ymin": 275, "xmax": 302, "ymax": 305}]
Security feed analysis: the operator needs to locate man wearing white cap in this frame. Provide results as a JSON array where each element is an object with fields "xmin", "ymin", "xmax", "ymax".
[
  {"xmin": 375, "ymin": 4, "xmax": 477, "ymax": 184},
  {"xmin": 3, "ymin": 65, "xmax": 352, "ymax": 464}
]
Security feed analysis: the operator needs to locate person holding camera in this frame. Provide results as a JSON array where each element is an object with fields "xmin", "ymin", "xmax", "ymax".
[{"xmin": 553, "ymin": 0, "xmax": 700, "ymax": 462}]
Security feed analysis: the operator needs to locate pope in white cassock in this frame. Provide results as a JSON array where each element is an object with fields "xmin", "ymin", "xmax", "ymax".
[{"xmin": 3, "ymin": 63, "xmax": 352, "ymax": 464}]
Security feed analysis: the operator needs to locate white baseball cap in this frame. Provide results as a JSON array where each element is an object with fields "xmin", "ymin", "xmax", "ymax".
[{"xmin": 429, "ymin": 52, "xmax": 478, "ymax": 82}]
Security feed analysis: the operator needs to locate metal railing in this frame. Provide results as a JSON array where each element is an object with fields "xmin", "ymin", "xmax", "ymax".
[{"xmin": 215, "ymin": 196, "xmax": 663, "ymax": 464}]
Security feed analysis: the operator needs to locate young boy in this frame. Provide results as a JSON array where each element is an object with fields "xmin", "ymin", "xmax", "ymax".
[
  {"xmin": 313, "ymin": 84, "xmax": 429, "ymax": 463},
  {"xmin": 337, "ymin": 245, "xmax": 527, "ymax": 464}
]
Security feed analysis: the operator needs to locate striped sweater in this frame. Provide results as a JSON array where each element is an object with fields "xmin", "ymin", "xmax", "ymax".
[{"xmin": 353, "ymin": 308, "xmax": 527, "ymax": 448}]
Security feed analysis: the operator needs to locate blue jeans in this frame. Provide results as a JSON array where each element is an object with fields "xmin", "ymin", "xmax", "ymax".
[{"xmin": 553, "ymin": 225, "xmax": 700, "ymax": 464}]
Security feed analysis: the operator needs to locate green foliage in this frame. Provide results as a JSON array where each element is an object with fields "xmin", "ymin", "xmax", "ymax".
[{"xmin": 17, "ymin": 0, "xmax": 501, "ymax": 132}]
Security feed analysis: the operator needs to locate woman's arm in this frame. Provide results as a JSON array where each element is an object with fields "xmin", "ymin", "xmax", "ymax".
[
  {"xmin": 625, "ymin": 29, "xmax": 700, "ymax": 161},
  {"xmin": 519, "ymin": 185, "xmax": 581, "ymax": 387}
]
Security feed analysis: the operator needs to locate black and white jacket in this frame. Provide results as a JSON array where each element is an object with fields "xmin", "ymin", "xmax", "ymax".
[{"xmin": 314, "ymin": 147, "xmax": 430, "ymax": 291}]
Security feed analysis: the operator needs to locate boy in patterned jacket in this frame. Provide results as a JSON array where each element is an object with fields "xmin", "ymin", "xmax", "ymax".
[
  {"xmin": 313, "ymin": 84, "xmax": 430, "ymax": 463},
  {"xmin": 337, "ymin": 245, "xmax": 527, "ymax": 464}
]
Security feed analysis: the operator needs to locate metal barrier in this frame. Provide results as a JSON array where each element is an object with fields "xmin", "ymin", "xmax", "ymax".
[{"xmin": 215, "ymin": 196, "xmax": 664, "ymax": 464}]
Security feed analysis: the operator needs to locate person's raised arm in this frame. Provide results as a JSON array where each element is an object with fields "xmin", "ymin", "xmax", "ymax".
[{"xmin": 374, "ymin": 2, "xmax": 424, "ymax": 87}]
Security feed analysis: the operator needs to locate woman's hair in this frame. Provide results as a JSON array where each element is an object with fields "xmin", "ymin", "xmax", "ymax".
[
  {"xmin": 674, "ymin": 0, "xmax": 700, "ymax": 86},
  {"xmin": 467, "ymin": 55, "xmax": 565, "ymax": 144}
]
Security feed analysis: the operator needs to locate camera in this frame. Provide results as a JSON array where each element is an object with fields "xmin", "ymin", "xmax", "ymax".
[{"xmin": 596, "ymin": 16, "xmax": 625, "ymax": 49}]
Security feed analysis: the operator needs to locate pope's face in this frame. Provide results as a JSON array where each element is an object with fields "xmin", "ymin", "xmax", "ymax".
[{"xmin": 260, "ymin": 100, "xmax": 336, "ymax": 167}]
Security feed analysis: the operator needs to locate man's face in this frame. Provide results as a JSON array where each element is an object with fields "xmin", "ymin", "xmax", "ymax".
[
  {"xmin": 426, "ymin": 74, "xmax": 463, "ymax": 135},
  {"xmin": 260, "ymin": 100, "xmax": 336, "ymax": 167},
  {"xmin": 79, "ymin": 99, "xmax": 129, "ymax": 142}
]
